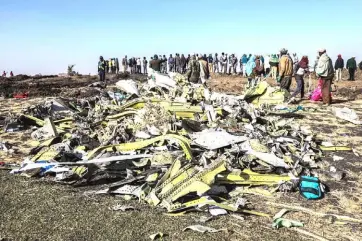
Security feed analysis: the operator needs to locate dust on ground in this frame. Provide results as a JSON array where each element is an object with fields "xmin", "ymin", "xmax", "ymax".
[{"xmin": 1, "ymin": 74, "xmax": 362, "ymax": 241}]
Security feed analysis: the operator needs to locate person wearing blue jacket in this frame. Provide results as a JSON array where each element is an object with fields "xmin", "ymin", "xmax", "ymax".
[{"xmin": 241, "ymin": 54, "xmax": 248, "ymax": 77}]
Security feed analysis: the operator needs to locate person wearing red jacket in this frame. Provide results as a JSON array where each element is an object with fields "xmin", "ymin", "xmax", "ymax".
[{"xmin": 10, "ymin": 71, "xmax": 14, "ymax": 77}]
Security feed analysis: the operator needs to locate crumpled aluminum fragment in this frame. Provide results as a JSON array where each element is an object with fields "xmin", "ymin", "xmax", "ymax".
[
  {"xmin": 191, "ymin": 129, "xmax": 248, "ymax": 150},
  {"xmin": 110, "ymin": 204, "xmax": 135, "ymax": 211},
  {"xmin": 332, "ymin": 155, "xmax": 344, "ymax": 161},
  {"xmin": 332, "ymin": 107, "xmax": 362, "ymax": 125},
  {"xmin": 240, "ymin": 141, "xmax": 289, "ymax": 168},
  {"xmin": 209, "ymin": 206, "xmax": 228, "ymax": 216},
  {"xmin": 183, "ymin": 225, "xmax": 226, "ymax": 233},
  {"xmin": 115, "ymin": 79, "xmax": 140, "ymax": 96},
  {"xmin": 149, "ymin": 232, "xmax": 164, "ymax": 240}
]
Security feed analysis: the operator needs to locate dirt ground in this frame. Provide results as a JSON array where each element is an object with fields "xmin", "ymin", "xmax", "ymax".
[{"xmin": 1, "ymin": 74, "xmax": 362, "ymax": 241}]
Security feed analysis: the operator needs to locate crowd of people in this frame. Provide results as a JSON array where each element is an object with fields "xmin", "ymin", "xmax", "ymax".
[
  {"xmin": 2, "ymin": 71, "xmax": 14, "ymax": 77},
  {"xmin": 96, "ymin": 49, "xmax": 360, "ymax": 106}
]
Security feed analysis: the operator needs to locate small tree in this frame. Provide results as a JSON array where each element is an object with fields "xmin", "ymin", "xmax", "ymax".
[{"xmin": 67, "ymin": 64, "xmax": 76, "ymax": 76}]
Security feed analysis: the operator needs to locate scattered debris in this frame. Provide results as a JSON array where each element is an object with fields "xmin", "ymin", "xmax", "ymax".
[
  {"xmin": 267, "ymin": 202, "xmax": 362, "ymax": 224},
  {"xmin": 299, "ymin": 176, "xmax": 324, "ymax": 200},
  {"xmin": 110, "ymin": 204, "xmax": 136, "ymax": 211},
  {"xmin": 149, "ymin": 232, "xmax": 164, "ymax": 240},
  {"xmin": 332, "ymin": 107, "xmax": 362, "ymax": 124},
  {"xmin": 4, "ymin": 71, "xmax": 360, "ymax": 229},
  {"xmin": 183, "ymin": 225, "xmax": 227, "ymax": 233},
  {"xmin": 272, "ymin": 209, "xmax": 304, "ymax": 229},
  {"xmin": 230, "ymin": 214, "xmax": 245, "ymax": 222},
  {"xmin": 332, "ymin": 155, "xmax": 344, "ymax": 161}
]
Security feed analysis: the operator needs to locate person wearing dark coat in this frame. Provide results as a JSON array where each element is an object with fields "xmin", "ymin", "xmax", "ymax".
[
  {"xmin": 180, "ymin": 54, "xmax": 186, "ymax": 74},
  {"xmin": 334, "ymin": 54, "xmax": 344, "ymax": 81},
  {"xmin": 346, "ymin": 57, "xmax": 357, "ymax": 81}
]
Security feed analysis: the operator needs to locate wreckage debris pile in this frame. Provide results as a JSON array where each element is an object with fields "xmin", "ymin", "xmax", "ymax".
[{"xmin": 7, "ymin": 70, "xmax": 332, "ymax": 215}]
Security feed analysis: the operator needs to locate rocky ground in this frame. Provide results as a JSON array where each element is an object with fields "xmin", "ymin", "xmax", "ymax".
[{"xmin": 1, "ymin": 73, "xmax": 362, "ymax": 241}]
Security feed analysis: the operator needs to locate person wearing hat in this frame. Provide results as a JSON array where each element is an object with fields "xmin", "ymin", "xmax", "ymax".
[
  {"xmin": 98, "ymin": 56, "xmax": 106, "ymax": 83},
  {"xmin": 316, "ymin": 49, "xmax": 334, "ymax": 105},
  {"xmin": 334, "ymin": 54, "xmax": 344, "ymax": 81},
  {"xmin": 149, "ymin": 54, "xmax": 167, "ymax": 72},
  {"xmin": 277, "ymin": 48, "xmax": 293, "ymax": 91},
  {"xmin": 346, "ymin": 56, "xmax": 357, "ymax": 81}
]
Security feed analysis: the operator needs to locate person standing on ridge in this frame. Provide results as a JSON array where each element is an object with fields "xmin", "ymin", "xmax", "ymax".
[
  {"xmin": 111, "ymin": 58, "xmax": 116, "ymax": 73},
  {"xmin": 241, "ymin": 54, "xmax": 248, "ymax": 77},
  {"xmin": 115, "ymin": 58, "xmax": 119, "ymax": 74},
  {"xmin": 232, "ymin": 54, "xmax": 238, "ymax": 75},
  {"xmin": 334, "ymin": 55, "xmax": 344, "ymax": 81},
  {"xmin": 228, "ymin": 54, "xmax": 233, "ymax": 74},
  {"xmin": 316, "ymin": 49, "xmax": 334, "ymax": 105},
  {"xmin": 108, "ymin": 58, "xmax": 112, "ymax": 74},
  {"xmin": 133, "ymin": 57, "xmax": 137, "ymax": 74},
  {"xmin": 213, "ymin": 53, "xmax": 219, "ymax": 73},
  {"xmin": 198, "ymin": 53, "xmax": 210, "ymax": 83},
  {"xmin": 175, "ymin": 53, "xmax": 181, "ymax": 73},
  {"xmin": 98, "ymin": 56, "xmax": 106, "ymax": 83},
  {"xmin": 220, "ymin": 53, "xmax": 227, "ymax": 74},
  {"xmin": 269, "ymin": 54, "xmax": 279, "ymax": 80},
  {"xmin": 168, "ymin": 54, "xmax": 175, "ymax": 72},
  {"xmin": 180, "ymin": 54, "xmax": 187, "ymax": 74},
  {"xmin": 122, "ymin": 55, "xmax": 128, "ymax": 72},
  {"xmin": 136, "ymin": 58, "xmax": 141, "ymax": 74},
  {"xmin": 143, "ymin": 57, "xmax": 148, "ymax": 75},
  {"xmin": 186, "ymin": 54, "xmax": 191, "ymax": 68},
  {"xmin": 346, "ymin": 56, "xmax": 357, "ymax": 81},
  {"xmin": 185, "ymin": 53, "xmax": 201, "ymax": 83},
  {"xmin": 10, "ymin": 71, "xmax": 14, "ymax": 77},
  {"xmin": 207, "ymin": 54, "xmax": 214, "ymax": 73},
  {"xmin": 255, "ymin": 56, "xmax": 264, "ymax": 81},
  {"xmin": 277, "ymin": 48, "xmax": 293, "ymax": 91},
  {"xmin": 128, "ymin": 58, "xmax": 133, "ymax": 74}
]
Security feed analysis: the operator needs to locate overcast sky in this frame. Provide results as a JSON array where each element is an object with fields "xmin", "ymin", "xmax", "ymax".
[{"xmin": 1, "ymin": 0, "xmax": 361, "ymax": 75}]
